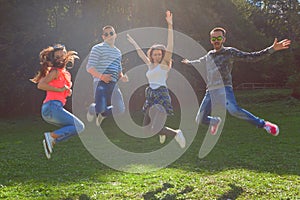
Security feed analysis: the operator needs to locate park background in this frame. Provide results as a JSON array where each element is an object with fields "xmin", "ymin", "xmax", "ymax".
[
  {"xmin": 0, "ymin": 0, "xmax": 300, "ymax": 118},
  {"xmin": 0, "ymin": 0, "xmax": 299, "ymax": 199}
]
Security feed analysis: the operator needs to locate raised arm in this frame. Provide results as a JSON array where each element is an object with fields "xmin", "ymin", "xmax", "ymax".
[
  {"xmin": 127, "ymin": 34, "xmax": 150, "ymax": 65},
  {"xmin": 163, "ymin": 10, "xmax": 173, "ymax": 64}
]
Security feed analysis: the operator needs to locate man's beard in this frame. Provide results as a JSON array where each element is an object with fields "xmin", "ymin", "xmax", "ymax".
[{"xmin": 213, "ymin": 42, "xmax": 222, "ymax": 50}]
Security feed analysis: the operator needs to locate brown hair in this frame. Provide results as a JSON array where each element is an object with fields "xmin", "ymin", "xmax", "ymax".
[
  {"xmin": 210, "ymin": 27, "xmax": 226, "ymax": 37},
  {"xmin": 102, "ymin": 25, "xmax": 115, "ymax": 34},
  {"xmin": 147, "ymin": 44, "xmax": 172, "ymax": 67},
  {"xmin": 30, "ymin": 44, "xmax": 79, "ymax": 83}
]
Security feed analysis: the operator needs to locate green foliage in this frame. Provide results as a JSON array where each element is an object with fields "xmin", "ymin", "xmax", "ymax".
[
  {"xmin": 1, "ymin": 0, "xmax": 299, "ymax": 117},
  {"xmin": 286, "ymin": 73, "xmax": 300, "ymax": 99},
  {"xmin": 287, "ymin": 73, "xmax": 300, "ymax": 87}
]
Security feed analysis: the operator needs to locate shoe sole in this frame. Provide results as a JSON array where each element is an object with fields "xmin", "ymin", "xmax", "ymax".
[
  {"xmin": 159, "ymin": 135, "xmax": 166, "ymax": 144},
  {"xmin": 44, "ymin": 132, "xmax": 53, "ymax": 153},
  {"xmin": 175, "ymin": 130, "xmax": 186, "ymax": 148},
  {"xmin": 96, "ymin": 115, "xmax": 105, "ymax": 127},
  {"xmin": 211, "ymin": 117, "xmax": 222, "ymax": 135},
  {"xmin": 273, "ymin": 125, "xmax": 279, "ymax": 136},
  {"xmin": 86, "ymin": 111, "xmax": 94, "ymax": 122},
  {"xmin": 43, "ymin": 139, "xmax": 51, "ymax": 159},
  {"xmin": 265, "ymin": 122, "xmax": 279, "ymax": 136},
  {"xmin": 96, "ymin": 116, "xmax": 101, "ymax": 127}
]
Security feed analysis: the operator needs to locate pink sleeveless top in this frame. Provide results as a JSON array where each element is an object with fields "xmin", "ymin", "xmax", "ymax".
[{"xmin": 43, "ymin": 68, "xmax": 72, "ymax": 105}]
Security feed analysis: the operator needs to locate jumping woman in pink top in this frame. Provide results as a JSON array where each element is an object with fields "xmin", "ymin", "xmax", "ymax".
[{"xmin": 31, "ymin": 44, "xmax": 85, "ymax": 159}]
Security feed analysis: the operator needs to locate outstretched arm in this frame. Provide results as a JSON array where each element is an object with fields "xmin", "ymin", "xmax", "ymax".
[
  {"xmin": 271, "ymin": 38, "xmax": 291, "ymax": 51},
  {"xmin": 231, "ymin": 38, "xmax": 291, "ymax": 62},
  {"xmin": 127, "ymin": 34, "xmax": 150, "ymax": 65},
  {"xmin": 181, "ymin": 58, "xmax": 201, "ymax": 64},
  {"xmin": 163, "ymin": 10, "xmax": 173, "ymax": 65}
]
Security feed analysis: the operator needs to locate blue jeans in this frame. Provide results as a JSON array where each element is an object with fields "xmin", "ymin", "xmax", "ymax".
[
  {"xmin": 196, "ymin": 86, "xmax": 265, "ymax": 128},
  {"xmin": 92, "ymin": 80, "xmax": 125, "ymax": 117},
  {"xmin": 41, "ymin": 100, "xmax": 85, "ymax": 143}
]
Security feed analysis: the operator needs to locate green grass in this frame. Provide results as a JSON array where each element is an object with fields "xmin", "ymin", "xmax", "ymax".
[{"xmin": 0, "ymin": 89, "xmax": 299, "ymax": 199}]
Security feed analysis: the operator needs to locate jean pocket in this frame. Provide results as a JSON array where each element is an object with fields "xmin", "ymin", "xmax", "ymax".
[{"xmin": 41, "ymin": 103, "xmax": 52, "ymax": 119}]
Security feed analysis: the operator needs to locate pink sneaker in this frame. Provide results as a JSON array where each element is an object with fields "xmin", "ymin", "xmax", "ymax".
[
  {"xmin": 210, "ymin": 117, "xmax": 221, "ymax": 135},
  {"xmin": 264, "ymin": 121, "xmax": 279, "ymax": 136}
]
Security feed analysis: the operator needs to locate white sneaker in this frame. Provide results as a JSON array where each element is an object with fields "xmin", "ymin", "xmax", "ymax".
[
  {"xmin": 159, "ymin": 135, "xmax": 166, "ymax": 144},
  {"xmin": 42, "ymin": 139, "xmax": 51, "ymax": 159},
  {"xmin": 175, "ymin": 129, "xmax": 186, "ymax": 148},
  {"xmin": 96, "ymin": 114, "xmax": 105, "ymax": 127},
  {"xmin": 44, "ymin": 132, "xmax": 54, "ymax": 153},
  {"xmin": 86, "ymin": 110, "xmax": 94, "ymax": 122}
]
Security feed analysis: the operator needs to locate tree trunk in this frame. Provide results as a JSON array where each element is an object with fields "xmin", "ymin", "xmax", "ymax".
[{"xmin": 291, "ymin": 87, "xmax": 300, "ymax": 99}]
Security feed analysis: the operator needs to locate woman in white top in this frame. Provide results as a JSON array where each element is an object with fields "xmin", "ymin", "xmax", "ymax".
[{"xmin": 127, "ymin": 10, "xmax": 185, "ymax": 148}]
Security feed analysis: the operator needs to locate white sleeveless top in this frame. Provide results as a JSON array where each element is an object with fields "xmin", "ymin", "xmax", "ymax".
[{"xmin": 146, "ymin": 65, "xmax": 168, "ymax": 89}]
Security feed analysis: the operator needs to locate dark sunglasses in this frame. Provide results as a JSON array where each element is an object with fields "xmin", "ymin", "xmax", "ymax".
[
  {"xmin": 53, "ymin": 44, "xmax": 65, "ymax": 51},
  {"xmin": 211, "ymin": 36, "xmax": 223, "ymax": 42},
  {"xmin": 103, "ymin": 31, "xmax": 114, "ymax": 37}
]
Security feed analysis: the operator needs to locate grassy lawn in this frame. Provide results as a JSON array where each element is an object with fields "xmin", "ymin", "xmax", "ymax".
[{"xmin": 0, "ymin": 89, "xmax": 299, "ymax": 200}]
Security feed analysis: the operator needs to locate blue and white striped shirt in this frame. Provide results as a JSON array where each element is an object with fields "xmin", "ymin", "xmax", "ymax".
[{"xmin": 86, "ymin": 42, "xmax": 122, "ymax": 82}]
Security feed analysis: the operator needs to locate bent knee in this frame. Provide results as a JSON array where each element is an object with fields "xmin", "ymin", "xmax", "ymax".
[
  {"xmin": 228, "ymin": 108, "xmax": 242, "ymax": 117},
  {"xmin": 76, "ymin": 121, "xmax": 85, "ymax": 133}
]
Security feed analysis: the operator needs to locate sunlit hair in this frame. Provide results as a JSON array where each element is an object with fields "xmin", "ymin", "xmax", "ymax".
[
  {"xmin": 210, "ymin": 27, "xmax": 226, "ymax": 37},
  {"xmin": 30, "ymin": 44, "xmax": 79, "ymax": 83},
  {"xmin": 102, "ymin": 25, "xmax": 115, "ymax": 34},
  {"xmin": 147, "ymin": 44, "xmax": 172, "ymax": 67}
]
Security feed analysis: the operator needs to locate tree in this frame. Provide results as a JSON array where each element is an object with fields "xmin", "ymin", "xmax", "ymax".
[
  {"xmin": 1, "ymin": 0, "xmax": 298, "ymax": 117},
  {"xmin": 233, "ymin": 0, "xmax": 300, "ymax": 98}
]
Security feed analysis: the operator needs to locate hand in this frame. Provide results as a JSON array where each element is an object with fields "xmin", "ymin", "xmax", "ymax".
[
  {"xmin": 100, "ymin": 74, "xmax": 112, "ymax": 83},
  {"xmin": 165, "ymin": 10, "xmax": 173, "ymax": 25},
  {"xmin": 120, "ymin": 74, "xmax": 129, "ymax": 82},
  {"xmin": 67, "ymin": 89, "xmax": 72, "ymax": 97},
  {"xmin": 272, "ymin": 38, "xmax": 291, "ymax": 51},
  {"xmin": 59, "ymin": 85, "xmax": 69, "ymax": 92},
  {"xmin": 181, "ymin": 59, "xmax": 190, "ymax": 64},
  {"xmin": 127, "ymin": 34, "xmax": 136, "ymax": 45}
]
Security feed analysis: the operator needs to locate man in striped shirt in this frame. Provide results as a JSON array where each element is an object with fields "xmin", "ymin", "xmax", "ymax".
[{"xmin": 86, "ymin": 25, "xmax": 128, "ymax": 126}]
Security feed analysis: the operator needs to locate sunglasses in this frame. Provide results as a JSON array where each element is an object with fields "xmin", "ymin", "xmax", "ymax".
[
  {"xmin": 211, "ymin": 36, "xmax": 223, "ymax": 42},
  {"xmin": 103, "ymin": 31, "xmax": 114, "ymax": 37},
  {"xmin": 53, "ymin": 44, "xmax": 65, "ymax": 51}
]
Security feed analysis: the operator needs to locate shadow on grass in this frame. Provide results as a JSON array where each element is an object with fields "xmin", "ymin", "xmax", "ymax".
[
  {"xmin": 217, "ymin": 184, "xmax": 244, "ymax": 200},
  {"xmin": 1, "ymin": 104, "xmax": 299, "ymax": 188},
  {"xmin": 171, "ymin": 112, "xmax": 300, "ymax": 176},
  {"xmin": 63, "ymin": 194, "xmax": 91, "ymax": 200},
  {"xmin": 143, "ymin": 182, "xmax": 193, "ymax": 200}
]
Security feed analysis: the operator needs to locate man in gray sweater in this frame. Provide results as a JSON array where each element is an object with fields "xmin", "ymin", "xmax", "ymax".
[{"xmin": 182, "ymin": 27, "xmax": 291, "ymax": 136}]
